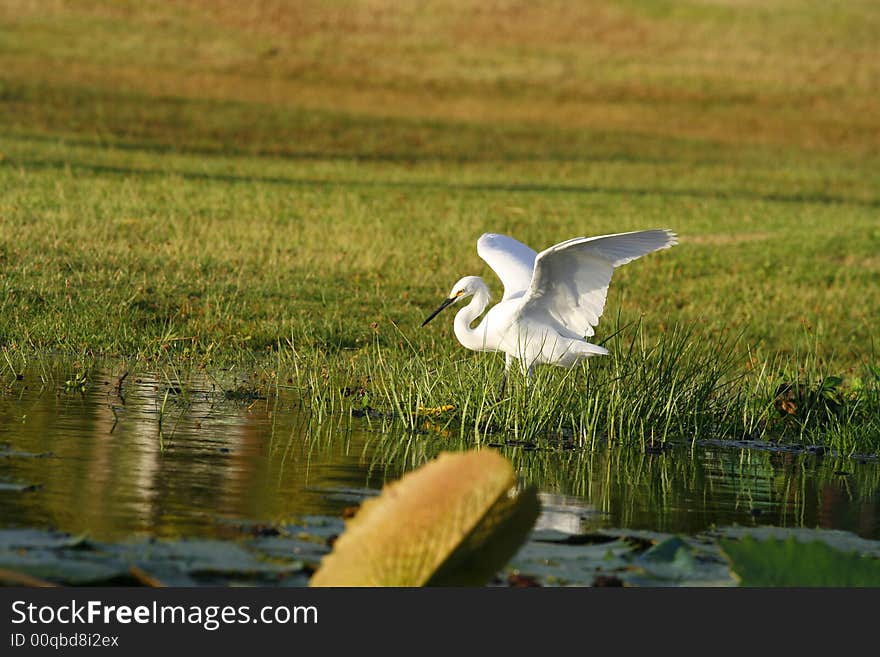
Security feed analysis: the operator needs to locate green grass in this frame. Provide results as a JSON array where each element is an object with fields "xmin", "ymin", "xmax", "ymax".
[{"xmin": 0, "ymin": 1, "xmax": 878, "ymax": 451}]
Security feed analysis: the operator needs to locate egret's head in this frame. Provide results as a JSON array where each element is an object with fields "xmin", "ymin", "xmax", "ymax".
[
  {"xmin": 447, "ymin": 276, "xmax": 484, "ymax": 300},
  {"xmin": 421, "ymin": 276, "xmax": 486, "ymax": 327}
]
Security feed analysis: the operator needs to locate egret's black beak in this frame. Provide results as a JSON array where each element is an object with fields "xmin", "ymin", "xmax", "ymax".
[{"xmin": 421, "ymin": 297, "xmax": 456, "ymax": 327}]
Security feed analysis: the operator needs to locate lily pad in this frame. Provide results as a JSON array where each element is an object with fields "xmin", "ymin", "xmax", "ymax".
[
  {"xmin": 720, "ymin": 536, "xmax": 880, "ymax": 586},
  {"xmin": 0, "ymin": 529, "xmax": 313, "ymax": 586},
  {"xmin": 310, "ymin": 450, "xmax": 540, "ymax": 587},
  {"xmin": 509, "ymin": 530, "xmax": 736, "ymax": 587}
]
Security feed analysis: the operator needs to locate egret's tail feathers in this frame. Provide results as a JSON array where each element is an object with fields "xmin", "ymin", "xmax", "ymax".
[
  {"xmin": 579, "ymin": 342, "xmax": 610, "ymax": 357},
  {"xmin": 561, "ymin": 342, "xmax": 610, "ymax": 365}
]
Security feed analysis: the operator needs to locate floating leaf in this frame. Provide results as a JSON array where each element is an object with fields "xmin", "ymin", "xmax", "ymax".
[
  {"xmin": 310, "ymin": 450, "xmax": 539, "ymax": 587},
  {"xmin": 0, "ymin": 529, "xmax": 311, "ymax": 586},
  {"xmin": 642, "ymin": 536, "xmax": 690, "ymax": 563},
  {"xmin": 720, "ymin": 536, "xmax": 880, "ymax": 586},
  {"xmin": 0, "ymin": 568, "xmax": 57, "ymax": 587}
]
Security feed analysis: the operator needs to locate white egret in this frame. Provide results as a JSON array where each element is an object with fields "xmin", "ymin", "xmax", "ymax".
[{"xmin": 421, "ymin": 229, "xmax": 677, "ymax": 384}]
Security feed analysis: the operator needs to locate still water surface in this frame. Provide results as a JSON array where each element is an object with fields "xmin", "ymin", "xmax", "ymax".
[{"xmin": 1, "ymin": 366, "xmax": 878, "ymax": 542}]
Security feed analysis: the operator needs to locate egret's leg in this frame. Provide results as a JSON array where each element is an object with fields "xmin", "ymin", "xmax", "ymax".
[{"xmin": 499, "ymin": 354, "xmax": 515, "ymax": 396}]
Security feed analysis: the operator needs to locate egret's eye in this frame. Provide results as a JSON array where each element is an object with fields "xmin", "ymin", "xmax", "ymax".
[{"xmin": 455, "ymin": 290, "xmax": 464, "ymax": 297}]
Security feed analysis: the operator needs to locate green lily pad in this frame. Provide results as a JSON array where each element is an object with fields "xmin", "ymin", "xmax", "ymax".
[
  {"xmin": 509, "ymin": 530, "xmax": 736, "ymax": 587},
  {"xmin": 720, "ymin": 536, "xmax": 880, "ymax": 586}
]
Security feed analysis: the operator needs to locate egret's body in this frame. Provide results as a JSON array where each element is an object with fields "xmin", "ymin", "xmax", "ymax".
[{"xmin": 422, "ymin": 229, "xmax": 677, "ymax": 378}]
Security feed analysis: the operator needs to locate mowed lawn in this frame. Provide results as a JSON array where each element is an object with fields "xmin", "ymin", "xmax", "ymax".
[{"xmin": 0, "ymin": 0, "xmax": 878, "ymax": 382}]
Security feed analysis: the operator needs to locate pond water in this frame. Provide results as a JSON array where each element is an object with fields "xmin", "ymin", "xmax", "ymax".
[
  {"xmin": 2, "ymin": 363, "xmax": 877, "ymax": 541},
  {"xmin": 0, "ymin": 363, "xmax": 878, "ymax": 585}
]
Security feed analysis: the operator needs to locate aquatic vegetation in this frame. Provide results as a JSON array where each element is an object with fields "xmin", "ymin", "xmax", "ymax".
[
  {"xmin": 261, "ymin": 321, "xmax": 880, "ymax": 454},
  {"xmin": 721, "ymin": 536, "xmax": 880, "ymax": 587},
  {"xmin": 311, "ymin": 450, "xmax": 539, "ymax": 586},
  {"xmin": 2, "ymin": 522, "xmax": 879, "ymax": 587}
]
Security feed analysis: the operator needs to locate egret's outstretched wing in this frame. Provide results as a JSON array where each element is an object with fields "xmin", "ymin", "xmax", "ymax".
[
  {"xmin": 477, "ymin": 233, "xmax": 537, "ymax": 300},
  {"xmin": 519, "ymin": 229, "xmax": 677, "ymax": 338}
]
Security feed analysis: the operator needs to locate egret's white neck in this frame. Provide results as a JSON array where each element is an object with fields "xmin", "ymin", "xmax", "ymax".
[{"xmin": 453, "ymin": 279, "xmax": 493, "ymax": 352}]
